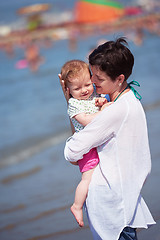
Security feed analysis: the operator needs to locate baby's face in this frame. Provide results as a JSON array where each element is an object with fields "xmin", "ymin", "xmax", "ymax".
[{"xmin": 68, "ymin": 70, "xmax": 94, "ymax": 100}]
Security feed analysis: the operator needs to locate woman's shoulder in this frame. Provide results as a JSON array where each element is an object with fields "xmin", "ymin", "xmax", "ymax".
[{"xmin": 114, "ymin": 90, "xmax": 144, "ymax": 116}]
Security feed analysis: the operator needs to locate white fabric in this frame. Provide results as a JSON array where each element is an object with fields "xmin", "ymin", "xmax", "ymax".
[
  {"xmin": 64, "ymin": 90, "xmax": 156, "ymax": 240},
  {"xmin": 68, "ymin": 90, "xmax": 100, "ymax": 132}
]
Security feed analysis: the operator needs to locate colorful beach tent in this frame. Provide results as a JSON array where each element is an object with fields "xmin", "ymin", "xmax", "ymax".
[{"xmin": 74, "ymin": 0, "xmax": 124, "ymax": 23}]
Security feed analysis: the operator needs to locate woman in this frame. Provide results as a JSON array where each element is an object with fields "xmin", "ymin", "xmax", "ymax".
[{"xmin": 60, "ymin": 38, "xmax": 155, "ymax": 240}]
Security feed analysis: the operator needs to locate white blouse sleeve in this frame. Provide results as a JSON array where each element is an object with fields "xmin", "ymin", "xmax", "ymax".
[{"xmin": 64, "ymin": 101, "xmax": 128, "ymax": 162}]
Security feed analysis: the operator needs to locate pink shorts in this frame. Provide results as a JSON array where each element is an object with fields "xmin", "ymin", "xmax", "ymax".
[{"xmin": 78, "ymin": 148, "xmax": 99, "ymax": 173}]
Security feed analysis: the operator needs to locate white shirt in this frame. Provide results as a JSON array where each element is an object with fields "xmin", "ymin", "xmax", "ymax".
[{"xmin": 64, "ymin": 90, "xmax": 155, "ymax": 240}]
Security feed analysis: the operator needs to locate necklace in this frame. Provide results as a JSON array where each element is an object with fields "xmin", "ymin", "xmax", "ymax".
[{"xmin": 114, "ymin": 85, "xmax": 129, "ymax": 102}]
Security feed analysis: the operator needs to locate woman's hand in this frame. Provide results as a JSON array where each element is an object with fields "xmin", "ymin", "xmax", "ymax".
[
  {"xmin": 58, "ymin": 74, "xmax": 70, "ymax": 103},
  {"xmin": 58, "ymin": 74, "xmax": 75, "ymax": 133}
]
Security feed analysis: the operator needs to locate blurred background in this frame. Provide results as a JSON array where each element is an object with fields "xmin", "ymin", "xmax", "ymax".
[{"xmin": 0, "ymin": 0, "xmax": 160, "ymax": 239}]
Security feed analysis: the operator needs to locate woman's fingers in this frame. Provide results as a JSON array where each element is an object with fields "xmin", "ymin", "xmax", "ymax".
[
  {"xmin": 58, "ymin": 73, "xmax": 65, "ymax": 93},
  {"xmin": 58, "ymin": 74, "xmax": 64, "ymax": 87},
  {"xmin": 58, "ymin": 74, "xmax": 70, "ymax": 102},
  {"xmin": 65, "ymin": 87, "xmax": 70, "ymax": 102}
]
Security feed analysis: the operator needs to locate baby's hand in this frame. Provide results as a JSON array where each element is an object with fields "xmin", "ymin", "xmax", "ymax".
[
  {"xmin": 95, "ymin": 97, "xmax": 108, "ymax": 107},
  {"xmin": 95, "ymin": 97, "xmax": 112, "ymax": 110}
]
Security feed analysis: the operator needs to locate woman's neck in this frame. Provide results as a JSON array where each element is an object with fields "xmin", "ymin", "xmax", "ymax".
[{"xmin": 110, "ymin": 82, "xmax": 129, "ymax": 102}]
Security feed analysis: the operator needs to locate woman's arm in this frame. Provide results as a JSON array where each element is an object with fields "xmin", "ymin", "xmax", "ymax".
[
  {"xmin": 74, "ymin": 112, "xmax": 99, "ymax": 126},
  {"xmin": 64, "ymin": 101, "xmax": 126, "ymax": 162},
  {"xmin": 72, "ymin": 98, "xmax": 111, "ymax": 126}
]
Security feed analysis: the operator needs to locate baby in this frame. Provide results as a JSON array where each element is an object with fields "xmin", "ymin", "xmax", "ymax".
[{"xmin": 59, "ymin": 60, "xmax": 110, "ymax": 227}]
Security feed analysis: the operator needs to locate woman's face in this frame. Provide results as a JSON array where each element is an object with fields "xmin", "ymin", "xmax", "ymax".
[{"xmin": 90, "ymin": 65, "xmax": 117, "ymax": 96}]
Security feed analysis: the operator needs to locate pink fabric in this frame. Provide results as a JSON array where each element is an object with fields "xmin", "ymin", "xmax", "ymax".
[{"xmin": 78, "ymin": 148, "xmax": 99, "ymax": 173}]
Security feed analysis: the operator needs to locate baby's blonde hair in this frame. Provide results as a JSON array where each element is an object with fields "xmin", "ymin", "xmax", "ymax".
[{"xmin": 61, "ymin": 60, "xmax": 91, "ymax": 88}]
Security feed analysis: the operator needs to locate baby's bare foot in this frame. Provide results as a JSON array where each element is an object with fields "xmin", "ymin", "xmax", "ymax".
[{"xmin": 70, "ymin": 204, "xmax": 84, "ymax": 227}]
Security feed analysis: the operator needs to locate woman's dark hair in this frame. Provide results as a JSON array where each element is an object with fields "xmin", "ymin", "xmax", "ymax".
[{"xmin": 89, "ymin": 37, "xmax": 134, "ymax": 81}]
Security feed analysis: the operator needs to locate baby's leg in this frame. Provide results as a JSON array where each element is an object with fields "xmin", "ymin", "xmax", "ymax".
[{"xmin": 71, "ymin": 168, "xmax": 94, "ymax": 227}]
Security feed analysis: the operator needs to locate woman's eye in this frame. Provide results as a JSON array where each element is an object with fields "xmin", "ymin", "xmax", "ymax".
[{"xmin": 98, "ymin": 78, "xmax": 104, "ymax": 82}]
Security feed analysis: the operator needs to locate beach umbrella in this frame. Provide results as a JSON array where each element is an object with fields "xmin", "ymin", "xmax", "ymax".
[
  {"xmin": 74, "ymin": 0, "xmax": 124, "ymax": 23},
  {"xmin": 17, "ymin": 4, "xmax": 51, "ymax": 15}
]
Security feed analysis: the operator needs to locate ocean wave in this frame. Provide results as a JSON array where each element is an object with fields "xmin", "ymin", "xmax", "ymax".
[{"xmin": 0, "ymin": 130, "xmax": 71, "ymax": 168}]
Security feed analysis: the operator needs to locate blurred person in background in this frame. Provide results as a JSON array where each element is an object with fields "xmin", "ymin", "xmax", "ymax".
[
  {"xmin": 59, "ymin": 59, "xmax": 110, "ymax": 228},
  {"xmin": 25, "ymin": 40, "xmax": 44, "ymax": 72}
]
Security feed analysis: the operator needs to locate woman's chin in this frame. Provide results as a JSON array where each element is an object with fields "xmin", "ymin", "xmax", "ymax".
[{"xmin": 96, "ymin": 88, "xmax": 102, "ymax": 94}]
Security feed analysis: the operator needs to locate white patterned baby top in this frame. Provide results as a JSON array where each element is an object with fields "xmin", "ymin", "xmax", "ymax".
[{"xmin": 68, "ymin": 90, "xmax": 100, "ymax": 132}]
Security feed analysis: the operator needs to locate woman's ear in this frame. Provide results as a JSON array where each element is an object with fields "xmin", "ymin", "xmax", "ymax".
[{"xmin": 117, "ymin": 74, "xmax": 125, "ymax": 86}]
